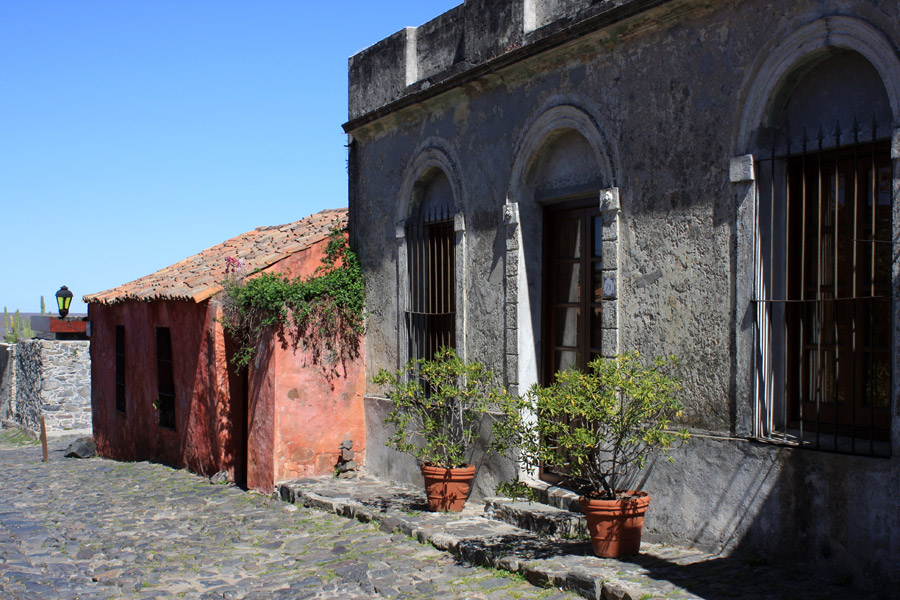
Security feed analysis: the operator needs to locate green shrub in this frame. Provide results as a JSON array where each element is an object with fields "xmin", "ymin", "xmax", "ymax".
[
  {"xmin": 492, "ymin": 352, "xmax": 689, "ymax": 499},
  {"xmin": 372, "ymin": 347, "xmax": 515, "ymax": 468},
  {"xmin": 218, "ymin": 228, "xmax": 364, "ymax": 371}
]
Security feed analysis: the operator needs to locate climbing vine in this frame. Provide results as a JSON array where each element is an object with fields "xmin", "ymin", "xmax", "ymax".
[{"xmin": 218, "ymin": 228, "xmax": 365, "ymax": 371}]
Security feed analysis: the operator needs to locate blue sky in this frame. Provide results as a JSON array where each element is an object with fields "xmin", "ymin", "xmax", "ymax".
[{"xmin": 1, "ymin": 1, "xmax": 460, "ymax": 315}]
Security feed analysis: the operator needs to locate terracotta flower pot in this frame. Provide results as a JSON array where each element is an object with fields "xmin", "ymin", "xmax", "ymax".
[
  {"xmin": 420, "ymin": 464, "xmax": 476, "ymax": 512},
  {"xmin": 580, "ymin": 490, "xmax": 651, "ymax": 558}
]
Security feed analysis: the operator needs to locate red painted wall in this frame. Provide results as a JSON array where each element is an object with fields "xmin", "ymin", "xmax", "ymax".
[
  {"xmin": 90, "ymin": 234, "xmax": 366, "ymax": 491},
  {"xmin": 89, "ymin": 299, "xmax": 241, "ymax": 477}
]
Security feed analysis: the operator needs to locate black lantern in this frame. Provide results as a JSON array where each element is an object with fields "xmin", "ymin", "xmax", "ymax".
[{"xmin": 56, "ymin": 285, "xmax": 73, "ymax": 318}]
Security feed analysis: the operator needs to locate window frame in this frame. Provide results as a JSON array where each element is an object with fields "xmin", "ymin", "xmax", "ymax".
[
  {"xmin": 405, "ymin": 218, "xmax": 456, "ymax": 362},
  {"xmin": 752, "ymin": 136, "xmax": 893, "ymax": 455},
  {"xmin": 115, "ymin": 325, "xmax": 126, "ymax": 414},
  {"xmin": 541, "ymin": 197, "xmax": 604, "ymax": 385},
  {"xmin": 155, "ymin": 326, "xmax": 176, "ymax": 430}
]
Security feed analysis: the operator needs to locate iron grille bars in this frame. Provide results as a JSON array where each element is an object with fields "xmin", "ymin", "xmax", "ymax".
[
  {"xmin": 752, "ymin": 116, "xmax": 892, "ymax": 457},
  {"xmin": 406, "ymin": 207, "xmax": 456, "ymax": 364}
]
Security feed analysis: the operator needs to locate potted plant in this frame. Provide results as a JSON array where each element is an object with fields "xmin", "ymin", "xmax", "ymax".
[
  {"xmin": 372, "ymin": 347, "xmax": 512, "ymax": 512},
  {"xmin": 492, "ymin": 352, "xmax": 689, "ymax": 557}
]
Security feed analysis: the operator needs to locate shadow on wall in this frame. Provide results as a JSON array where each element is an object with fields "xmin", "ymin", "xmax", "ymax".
[{"xmin": 630, "ymin": 436, "xmax": 897, "ymax": 595}]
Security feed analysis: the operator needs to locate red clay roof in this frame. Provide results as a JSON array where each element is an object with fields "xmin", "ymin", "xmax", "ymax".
[{"xmin": 84, "ymin": 208, "xmax": 348, "ymax": 305}]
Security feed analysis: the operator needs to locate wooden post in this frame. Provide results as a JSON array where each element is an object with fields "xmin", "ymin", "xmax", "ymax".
[{"xmin": 40, "ymin": 415, "xmax": 48, "ymax": 462}]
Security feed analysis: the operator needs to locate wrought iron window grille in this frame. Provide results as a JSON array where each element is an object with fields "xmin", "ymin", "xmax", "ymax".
[{"xmin": 752, "ymin": 116, "xmax": 893, "ymax": 457}]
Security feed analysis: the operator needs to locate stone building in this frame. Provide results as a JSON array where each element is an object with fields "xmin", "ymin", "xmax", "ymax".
[
  {"xmin": 346, "ymin": 0, "xmax": 900, "ymax": 588},
  {"xmin": 84, "ymin": 208, "xmax": 366, "ymax": 491}
]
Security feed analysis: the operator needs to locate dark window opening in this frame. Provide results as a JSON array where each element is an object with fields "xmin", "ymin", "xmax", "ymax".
[
  {"xmin": 542, "ymin": 199, "xmax": 603, "ymax": 384},
  {"xmin": 406, "ymin": 219, "xmax": 456, "ymax": 362},
  {"xmin": 115, "ymin": 325, "xmax": 126, "ymax": 414},
  {"xmin": 156, "ymin": 327, "xmax": 176, "ymax": 430},
  {"xmin": 755, "ymin": 125, "xmax": 891, "ymax": 455}
]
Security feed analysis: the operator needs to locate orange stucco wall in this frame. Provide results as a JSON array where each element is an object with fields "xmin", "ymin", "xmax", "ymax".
[
  {"xmin": 91, "ymin": 232, "xmax": 366, "ymax": 492},
  {"xmin": 246, "ymin": 234, "xmax": 367, "ymax": 490},
  {"xmin": 272, "ymin": 340, "xmax": 366, "ymax": 483}
]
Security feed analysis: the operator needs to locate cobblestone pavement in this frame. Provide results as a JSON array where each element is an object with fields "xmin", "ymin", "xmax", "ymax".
[{"xmin": 0, "ymin": 429, "xmax": 577, "ymax": 600}]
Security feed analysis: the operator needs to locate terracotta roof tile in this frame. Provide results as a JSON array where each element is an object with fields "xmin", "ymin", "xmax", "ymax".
[{"xmin": 84, "ymin": 208, "xmax": 348, "ymax": 305}]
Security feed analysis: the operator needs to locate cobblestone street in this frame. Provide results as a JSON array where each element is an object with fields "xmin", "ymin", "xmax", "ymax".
[{"xmin": 0, "ymin": 429, "xmax": 575, "ymax": 600}]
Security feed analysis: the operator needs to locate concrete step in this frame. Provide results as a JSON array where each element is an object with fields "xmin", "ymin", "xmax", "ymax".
[
  {"xmin": 276, "ymin": 475, "xmax": 880, "ymax": 600},
  {"xmin": 484, "ymin": 496, "xmax": 589, "ymax": 540}
]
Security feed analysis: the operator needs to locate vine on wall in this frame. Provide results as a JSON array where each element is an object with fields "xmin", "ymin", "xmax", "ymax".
[{"xmin": 218, "ymin": 228, "xmax": 365, "ymax": 371}]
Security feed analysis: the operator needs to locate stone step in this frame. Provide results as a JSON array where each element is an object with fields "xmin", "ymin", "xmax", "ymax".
[
  {"xmin": 277, "ymin": 475, "xmax": 879, "ymax": 600},
  {"xmin": 484, "ymin": 496, "xmax": 589, "ymax": 540},
  {"xmin": 277, "ymin": 476, "xmax": 679, "ymax": 599}
]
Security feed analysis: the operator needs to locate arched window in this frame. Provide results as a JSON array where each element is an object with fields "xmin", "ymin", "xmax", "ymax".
[
  {"xmin": 752, "ymin": 49, "xmax": 893, "ymax": 453},
  {"xmin": 405, "ymin": 169, "xmax": 456, "ymax": 362}
]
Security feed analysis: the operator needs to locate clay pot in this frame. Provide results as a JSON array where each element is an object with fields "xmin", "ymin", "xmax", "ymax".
[
  {"xmin": 579, "ymin": 490, "xmax": 651, "ymax": 558},
  {"xmin": 420, "ymin": 464, "xmax": 476, "ymax": 512}
]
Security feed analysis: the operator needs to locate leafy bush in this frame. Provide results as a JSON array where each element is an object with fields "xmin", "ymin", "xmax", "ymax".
[
  {"xmin": 372, "ymin": 347, "xmax": 514, "ymax": 469},
  {"xmin": 492, "ymin": 352, "xmax": 689, "ymax": 500},
  {"xmin": 218, "ymin": 228, "xmax": 364, "ymax": 370}
]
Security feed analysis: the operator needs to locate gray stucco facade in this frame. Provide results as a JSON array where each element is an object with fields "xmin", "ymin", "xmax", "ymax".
[{"xmin": 346, "ymin": 0, "xmax": 900, "ymax": 588}]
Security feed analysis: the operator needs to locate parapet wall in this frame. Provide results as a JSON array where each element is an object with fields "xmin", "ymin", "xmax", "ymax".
[
  {"xmin": 348, "ymin": 0, "xmax": 646, "ymax": 120},
  {"xmin": 0, "ymin": 340, "xmax": 92, "ymax": 433}
]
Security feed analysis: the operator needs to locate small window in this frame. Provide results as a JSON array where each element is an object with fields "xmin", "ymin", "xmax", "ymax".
[
  {"xmin": 406, "ymin": 219, "xmax": 456, "ymax": 361},
  {"xmin": 156, "ymin": 327, "xmax": 176, "ymax": 430},
  {"xmin": 115, "ymin": 325, "xmax": 126, "ymax": 413}
]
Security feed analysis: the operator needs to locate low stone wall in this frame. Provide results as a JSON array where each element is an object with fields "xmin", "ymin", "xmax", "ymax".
[
  {"xmin": 0, "ymin": 343, "xmax": 11, "ymax": 420},
  {"xmin": 14, "ymin": 340, "xmax": 43, "ymax": 429},
  {"xmin": 39, "ymin": 340, "xmax": 92, "ymax": 431},
  {"xmin": 0, "ymin": 340, "xmax": 91, "ymax": 433}
]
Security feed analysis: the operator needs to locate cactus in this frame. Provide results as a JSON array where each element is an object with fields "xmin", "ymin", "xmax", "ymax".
[
  {"xmin": 3, "ymin": 310, "xmax": 34, "ymax": 343},
  {"xmin": 40, "ymin": 296, "xmax": 46, "ymax": 315}
]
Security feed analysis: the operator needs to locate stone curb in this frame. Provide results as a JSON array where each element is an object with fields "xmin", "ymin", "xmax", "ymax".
[{"xmin": 278, "ymin": 478, "xmax": 664, "ymax": 600}]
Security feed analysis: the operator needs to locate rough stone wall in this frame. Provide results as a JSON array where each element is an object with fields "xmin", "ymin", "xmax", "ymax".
[
  {"xmin": 1, "ymin": 340, "xmax": 92, "ymax": 432},
  {"xmin": 14, "ymin": 340, "xmax": 43, "ymax": 430},
  {"xmin": 39, "ymin": 340, "xmax": 92, "ymax": 431},
  {"xmin": 0, "ymin": 343, "xmax": 12, "ymax": 420}
]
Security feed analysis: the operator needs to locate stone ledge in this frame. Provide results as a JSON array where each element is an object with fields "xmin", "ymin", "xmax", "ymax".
[
  {"xmin": 276, "ymin": 476, "xmax": 881, "ymax": 599},
  {"xmin": 278, "ymin": 476, "xmax": 693, "ymax": 600}
]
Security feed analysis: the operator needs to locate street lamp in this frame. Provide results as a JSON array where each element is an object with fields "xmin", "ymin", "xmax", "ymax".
[{"xmin": 56, "ymin": 286, "xmax": 73, "ymax": 318}]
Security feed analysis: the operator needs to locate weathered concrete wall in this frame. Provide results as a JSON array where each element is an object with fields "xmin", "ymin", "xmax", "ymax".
[
  {"xmin": 89, "ymin": 299, "xmax": 235, "ymax": 476},
  {"xmin": 254, "ymin": 233, "xmax": 368, "ymax": 490},
  {"xmin": 637, "ymin": 435, "xmax": 900, "ymax": 588},
  {"xmin": 364, "ymin": 397, "xmax": 516, "ymax": 501},
  {"xmin": 346, "ymin": 0, "xmax": 642, "ymax": 120},
  {"xmin": 347, "ymin": 0, "xmax": 900, "ymax": 588}
]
